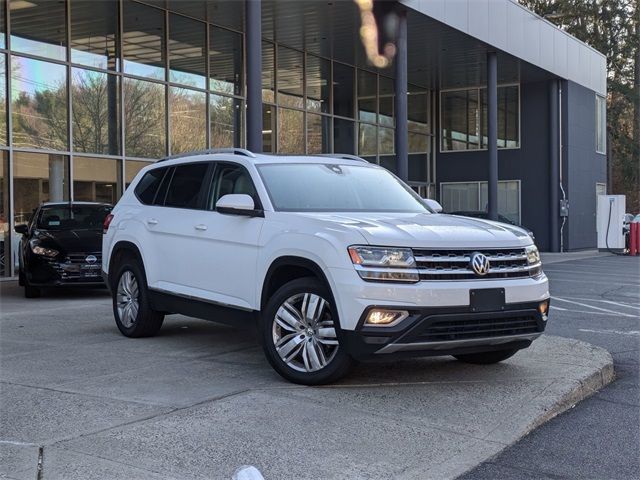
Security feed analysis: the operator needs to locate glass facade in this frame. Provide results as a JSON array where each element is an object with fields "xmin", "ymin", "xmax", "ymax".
[
  {"xmin": 440, "ymin": 180, "xmax": 521, "ymax": 224},
  {"xmin": 0, "ymin": 0, "xmax": 435, "ymax": 276}
]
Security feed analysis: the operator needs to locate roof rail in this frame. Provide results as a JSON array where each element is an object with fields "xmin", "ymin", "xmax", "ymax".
[
  {"xmin": 313, "ymin": 153, "xmax": 369, "ymax": 163},
  {"xmin": 157, "ymin": 148, "xmax": 256, "ymax": 162}
]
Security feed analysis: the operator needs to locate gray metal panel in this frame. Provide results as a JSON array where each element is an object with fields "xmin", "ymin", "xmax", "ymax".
[{"xmin": 402, "ymin": 0, "xmax": 606, "ymax": 95}]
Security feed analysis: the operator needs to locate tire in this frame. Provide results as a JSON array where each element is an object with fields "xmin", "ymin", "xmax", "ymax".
[
  {"xmin": 453, "ymin": 348, "xmax": 519, "ymax": 365},
  {"xmin": 111, "ymin": 255, "xmax": 164, "ymax": 338},
  {"xmin": 24, "ymin": 279, "xmax": 41, "ymax": 299},
  {"xmin": 260, "ymin": 277, "xmax": 354, "ymax": 385}
]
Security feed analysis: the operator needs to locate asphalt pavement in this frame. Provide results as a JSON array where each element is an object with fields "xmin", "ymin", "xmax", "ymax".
[{"xmin": 461, "ymin": 253, "xmax": 640, "ymax": 480}]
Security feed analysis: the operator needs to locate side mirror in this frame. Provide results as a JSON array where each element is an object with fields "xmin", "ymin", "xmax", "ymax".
[
  {"xmin": 215, "ymin": 194, "xmax": 263, "ymax": 217},
  {"xmin": 14, "ymin": 224, "xmax": 28, "ymax": 235},
  {"xmin": 423, "ymin": 198, "xmax": 443, "ymax": 213}
]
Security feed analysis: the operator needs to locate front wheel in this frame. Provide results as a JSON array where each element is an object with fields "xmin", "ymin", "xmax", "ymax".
[
  {"xmin": 453, "ymin": 348, "xmax": 519, "ymax": 365},
  {"xmin": 261, "ymin": 277, "xmax": 354, "ymax": 385}
]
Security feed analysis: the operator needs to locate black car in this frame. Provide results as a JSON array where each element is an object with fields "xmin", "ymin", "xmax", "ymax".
[
  {"xmin": 449, "ymin": 210, "xmax": 535, "ymax": 243},
  {"xmin": 15, "ymin": 202, "xmax": 112, "ymax": 298}
]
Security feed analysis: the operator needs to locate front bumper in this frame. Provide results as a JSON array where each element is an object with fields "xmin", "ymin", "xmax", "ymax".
[
  {"xmin": 340, "ymin": 301, "xmax": 547, "ymax": 360},
  {"xmin": 26, "ymin": 257, "xmax": 105, "ymax": 287}
]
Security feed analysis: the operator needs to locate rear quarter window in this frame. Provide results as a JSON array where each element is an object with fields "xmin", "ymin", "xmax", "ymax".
[{"xmin": 134, "ymin": 168, "xmax": 168, "ymax": 205}]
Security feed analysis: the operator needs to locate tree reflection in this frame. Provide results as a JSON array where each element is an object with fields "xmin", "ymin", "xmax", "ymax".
[{"xmin": 123, "ymin": 78, "xmax": 166, "ymax": 158}]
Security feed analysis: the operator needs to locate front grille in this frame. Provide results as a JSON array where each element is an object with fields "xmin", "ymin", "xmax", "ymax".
[
  {"xmin": 46, "ymin": 251, "xmax": 103, "ymax": 281},
  {"xmin": 417, "ymin": 315, "xmax": 540, "ymax": 342},
  {"xmin": 65, "ymin": 252, "xmax": 102, "ymax": 264},
  {"xmin": 412, "ymin": 248, "xmax": 534, "ymax": 280}
]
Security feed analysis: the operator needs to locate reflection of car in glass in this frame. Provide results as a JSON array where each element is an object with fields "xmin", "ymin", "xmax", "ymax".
[
  {"xmin": 449, "ymin": 211, "xmax": 535, "ymax": 243},
  {"xmin": 15, "ymin": 202, "xmax": 112, "ymax": 298}
]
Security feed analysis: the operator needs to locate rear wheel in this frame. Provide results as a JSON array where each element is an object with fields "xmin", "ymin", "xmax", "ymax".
[
  {"xmin": 453, "ymin": 348, "xmax": 519, "ymax": 364},
  {"xmin": 261, "ymin": 277, "xmax": 354, "ymax": 385},
  {"xmin": 111, "ymin": 255, "xmax": 163, "ymax": 337}
]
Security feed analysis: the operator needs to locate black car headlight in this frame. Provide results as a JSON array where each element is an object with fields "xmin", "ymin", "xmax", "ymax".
[
  {"xmin": 31, "ymin": 244, "xmax": 59, "ymax": 258},
  {"xmin": 348, "ymin": 246, "xmax": 419, "ymax": 283}
]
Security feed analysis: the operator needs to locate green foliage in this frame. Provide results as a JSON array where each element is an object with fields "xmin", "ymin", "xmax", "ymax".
[{"xmin": 519, "ymin": 0, "xmax": 639, "ymax": 212}]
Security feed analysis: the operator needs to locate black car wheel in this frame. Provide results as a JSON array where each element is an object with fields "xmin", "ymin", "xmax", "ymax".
[{"xmin": 111, "ymin": 255, "xmax": 164, "ymax": 338}]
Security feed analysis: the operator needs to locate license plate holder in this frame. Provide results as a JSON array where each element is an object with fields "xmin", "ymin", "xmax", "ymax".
[{"xmin": 470, "ymin": 288, "xmax": 505, "ymax": 312}]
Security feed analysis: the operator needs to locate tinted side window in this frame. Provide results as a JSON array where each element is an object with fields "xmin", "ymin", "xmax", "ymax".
[
  {"xmin": 135, "ymin": 168, "xmax": 167, "ymax": 205},
  {"xmin": 164, "ymin": 163, "xmax": 209, "ymax": 209},
  {"xmin": 208, "ymin": 163, "xmax": 259, "ymax": 210}
]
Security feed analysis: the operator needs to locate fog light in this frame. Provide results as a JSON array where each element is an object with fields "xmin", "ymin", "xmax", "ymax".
[
  {"xmin": 365, "ymin": 309, "xmax": 409, "ymax": 327},
  {"xmin": 539, "ymin": 299, "xmax": 549, "ymax": 320}
]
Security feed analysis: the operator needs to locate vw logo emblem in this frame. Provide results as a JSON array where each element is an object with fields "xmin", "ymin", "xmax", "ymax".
[
  {"xmin": 85, "ymin": 255, "xmax": 97, "ymax": 264},
  {"xmin": 469, "ymin": 252, "xmax": 490, "ymax": 276}
]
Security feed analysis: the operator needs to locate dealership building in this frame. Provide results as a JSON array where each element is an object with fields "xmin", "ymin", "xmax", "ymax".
[{"xmin": 0, "ymin": 0, "xmax": 607, "ymax": 276}]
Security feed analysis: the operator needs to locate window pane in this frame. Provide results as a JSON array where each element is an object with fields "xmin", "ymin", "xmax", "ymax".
[
  {"xmin": 209, "ymin": 163, "xmax": 258, "ymax": 209},
  {"xmin": 408, "ymin": 91, "xmax": 429, "ymax": 134},
  {"xmin": 169, "ymin": 0, "xmax": 206, "ymax": 20},
  {"xmin": 358, "ymin": 123, "xmax": 376, "ymax": 156},
  {"xmin": 277, "ymin": 46, "xmax": 303, "ymax": 109},
  {"xmin": 210, "ymin": 93, "xmax": 242, "ymax": 148},
  {"xmin": 379, "ymin": 155, "xmax": 396, "ymax": 174},
  {"xmin": 262, "ymin": 103, "xmax": 274, "ymax": 152},
  {"xmin": 408, "ymin": 154, "xmax": 428, "ymax": 182},
  {"xmin": 165, "ymin": 162, "xmax": 208, "ymax": 208},
  {"xmin": 11, "ymin": 56, "xmax": 68, "ymax": 151},
  {"xmin": 134, "ymin": 167, "xmax": 166, "ymax": 205},
  {"xmin": 0, "ymin": 151, "xmax": 9, "ymax": 276},
  {"xmin": 358, "ymin": 70, "xmax": 376, "ymax": 123},
  {"xmin": 13, "ymin": 152, "xmax": 69, "ymax": 226},
  {"xmin": 277, "ymin": 108, "xmax": 304, "ymax": 153},
  {"xmin": 11, "ymin": 0, "xmax": 66, "ymax": 61},
  {"xmin": 125, "ymin": 159, "xmax": 152, "ymax": 188},
  {"xmin": 480, "ymin": 180, "xmax": 520, "ymax": 223},
  {"xmin": 379, "ymin": 76, "xmax": 394, "ymax": 127},
  {"xmin": 482, "ymin": 86, "xmax": 520, "ymax": 148},
  {"xmin": 71, "ymin": 0, "xmax": 119, "ymax": 70},
  {"xmin": 123, "ymin": 1, "xmax": 166, "ymax": 79},
  {"xmin": 124, "ymin": 78, "xmax": 166, "ymax": 158},
  {"xmin": 0, "ymin": 0, "xmax": 5, "ymax": 49},
  {"xmin": 441, "ymin": 89, "xmax": 479, "ymax": 151},
  {"xmin": 441, "ymin": 182, "xmax": 479, "ymax": 212},
  {"xmin": 72, "ymin": 68, "xmax": 120, "ymax": 155},
  {"xmin": 378, "ymin": 127, "xmax": 394, "ymax": 155},
  {"xmin": 262, "ymin": 41, "xmax": 275, "ymax": 103},
  {"xmin": 333, "ymin": 63, "xmax": 354, "ymax": 118},
  {"xmin": 73, "ymin": 156, "xmax": 121, "ymax": 204},
  {"xmin": 409, "ymin": 132, "xmax": 428, "ymax": 153},
  {"xmin": 210, "ymin": 26, "xmax": 243, "ymax": 95},
  {"xmin": 169, "ymin": 87, "xmax": 206, "ymax": 154},
  {"xmin": 333, "ymin": 117, "xmax": 354, "ymax": 154},
  {"xmin": 168, "ymin": 14, "xmax": 206, "ymax": 89},
  {"xmin": 0, "ymin": 54, "xmax": 6, "ymax": 145},
  {"xmin": 306, "ymin": 55, "xmax": 330, "ymax": 113},
  {"xmin": 307, "ymin": 113, "xmax": 330, "ymax": 154},
  {"xmin": 596, "ymin": 95, "xmax": 606, "ymax": 153}
]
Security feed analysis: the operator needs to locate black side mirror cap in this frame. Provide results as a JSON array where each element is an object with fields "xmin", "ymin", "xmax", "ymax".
[{"xmin": 14, "ymin": 224, "xmax": 28, "ymax": 235}]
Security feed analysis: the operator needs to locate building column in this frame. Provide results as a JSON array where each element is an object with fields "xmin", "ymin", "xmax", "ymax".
[
  {"xmin": 394, "ymin": 9, "xmax": 408, "ymax": 181},
  {"xmin": 548, "ymin": 79, "xmax": 560, "ymax": 252},
  {"xmin": 487, "ymin": 51, "xmax": 498, "ymax": 220},
  {"xmin": 245, "ymin": 0, "xmax": 262, "ymax": 152}
]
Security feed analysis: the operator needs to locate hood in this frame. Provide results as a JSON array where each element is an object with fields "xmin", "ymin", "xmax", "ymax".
[
  {"xmin": 32, "ymin": 229, "xmax": 103, "ymax": 255},
  {"xmin": 293, "ymin": 212, "xmax": 533, "ymax": 249}
]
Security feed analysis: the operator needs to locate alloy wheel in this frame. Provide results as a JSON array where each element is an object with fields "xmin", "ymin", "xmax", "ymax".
[
  {"xmin": 116, "ymin": 270, "xmax": 139, "ymax": 328},
  {"xmin": 272, "ymin": 292, "xmax": 339, "ymax": 372}
]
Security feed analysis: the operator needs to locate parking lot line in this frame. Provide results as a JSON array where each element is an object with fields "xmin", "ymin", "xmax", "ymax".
[{"xmin": 552, "ymin": 297, "xmax": 638, "ymax": 318}]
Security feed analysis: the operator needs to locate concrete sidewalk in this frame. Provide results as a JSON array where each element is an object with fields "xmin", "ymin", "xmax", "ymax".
[{"xmin": 0, "ymin": 283, "xmax": 613, "ymax": 480}]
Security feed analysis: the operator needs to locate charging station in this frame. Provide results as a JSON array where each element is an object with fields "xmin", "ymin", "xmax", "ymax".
[{"xmin": 597, "ymin": 195, "xmax": 626, "ymax": 252}]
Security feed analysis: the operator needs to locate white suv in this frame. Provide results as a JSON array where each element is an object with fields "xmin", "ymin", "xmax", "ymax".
[{"xmin": 102, "ymin": 149, "xmax": 549, "ymax": 384}]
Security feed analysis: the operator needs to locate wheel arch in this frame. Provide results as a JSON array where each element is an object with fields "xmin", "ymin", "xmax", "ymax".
[{"xmin": 108, "ymin": 241, "xmax": 145, "ymax": 281}]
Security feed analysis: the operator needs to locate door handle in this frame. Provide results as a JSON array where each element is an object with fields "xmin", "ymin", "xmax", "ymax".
[
  {"xmin": 194, "ymin": 224, "xmax": 208, "ymax": 231},
  {"xmin": 147, "ymin": 218, "xmax": 158, "ymax": 225}
]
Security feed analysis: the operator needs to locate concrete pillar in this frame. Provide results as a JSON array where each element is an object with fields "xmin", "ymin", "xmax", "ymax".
[
  {"xmin": 487, "ymin": 52, "xmax": 498, "ymax": 220},
  {"xmin": 394, "ymin": 9, "xmax": 408, "ymax": 181},
  {"xmin": 549, "ymin": 79, "xmax": 560, "ymax": 252},
  {"xmin": 49, "ymin": 156, "xmax": 65, "ymax": 202},
  {"xmin": 245, "ymin": 0, "xmax": 262, "ymax": 152}
]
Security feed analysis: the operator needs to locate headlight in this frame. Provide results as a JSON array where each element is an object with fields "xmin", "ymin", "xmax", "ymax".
[
  {"xmin": 525, "ymin": 245, "xmax": 540, "ymax": 265},
  {"xmin": 31, "ymin": 245, "xmax": 59, "ymax": 257},
  {"xmin": 348, "ymin": 246, "xmax": 419, "ymax": 283}
]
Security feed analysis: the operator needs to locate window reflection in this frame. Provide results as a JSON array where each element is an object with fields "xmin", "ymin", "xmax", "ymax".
[
  {"xmin": 11, "ymin": 56, "xmax": 68, "ymax": 151},
  {"xmin": 210, "ymin": 26, "xmax": 243, "ymax": 95},
  {"xmin": 358, "ymin": 123, "xmax": 376, "ymax": 156},
  {"xmin": 70, "ymin": 0, "xmax": 119, "ymax": 70},
  {"xmin": 125, "ymin": 159, "xmax": 153, "ymax": 189},
  {"xmin": 378, "ymin": 127, "xmax": 394, "ymax": 155},
  {"xmin": 262, "ymin": 41, "xmax": 275, "ymax": 103},
  {"xmin": 333, "ymin": 118, "xmax": 354, "ymax": 154},
  {"xmin": 0, "ymin": 151, "xmax": 9, "ymax": 276},
  {"xmin": 262, "ymin": 103, "xmax": 274, "ymax": 152},
  {"xmin": 0, "ymin": 54, "xmax": 6, "ymax": 145},
  {"xmin": 169, "ymin": 14, "xmax": 206, "ymax": 89},
  {"xmin": 10, "ymin": 0, "xmax": 66, "ymax": 61},
  {"xmin": 0, "ymin": 0, "xmax": 5, "ymax": 49},
  {"xmin": 379, "ymin": 76, "xmax": 394, "ymax": 127},
  {"xmin": 277, "ymin": 47, "xmax": 303, "ymax": 109},
  {"xmin": 333, "ymin": 63, "xmax": 354, "ymax": 118},
  {"xmin": 123, "ymin": 1, "xmax": 166, "ymax": 79},
  {"xmin": 358, "ymin": 70, "xmax": 376, "ymax": 123},
  {"xmin": 170, "ymin": 87, "xmax": 206, "ymax": 154},
  {"xmin": 441, "ymin": 89, "xmax": 480, "ymax": 151},
  {"xmin": 307, "ymin": 113, "xmax": 331, "ymax": 154},
  {"xmin": 73, "ymin": 156, "xmax": 121, "ymax": 204},
  {"xmin": 72, "ymin": 68, "xmax": 120, "ymax": 155},
  {"xmin": 210, "ymin": 93, "xmax": 242, "ymax": 148},
  {"xmin": 278, "ymin": 108, "xmax": 304, "ymax": 153},
  {"xmin": 409, "ymin": 132, "xmax": 429, "ymax": 153},
  {"xmin": 306, "ymin": 55, "xmax": 330, "ymax": 113},
  {"xmin": 123, "ymin": 78, "xmax": 166, "ymax": 158}
]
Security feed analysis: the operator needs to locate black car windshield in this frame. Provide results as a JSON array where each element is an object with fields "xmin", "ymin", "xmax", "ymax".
[
  {"xmin": 36, "ymin": 205, "xmax": 112, "ymax": 231},
  {"xmin": 257, "ymin": 163, "xmax": 429, "ymax": 213}
]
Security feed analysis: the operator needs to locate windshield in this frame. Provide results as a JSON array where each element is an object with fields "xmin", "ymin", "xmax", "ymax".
[
  {"xmin": 257, "ymin": 163, "xmax": 429, "ymax": 213},
  {"xmin": 37, "ymin": 205, "xmax": 112, "ymax": 231}
]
